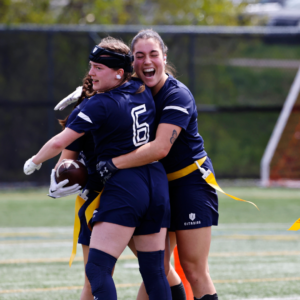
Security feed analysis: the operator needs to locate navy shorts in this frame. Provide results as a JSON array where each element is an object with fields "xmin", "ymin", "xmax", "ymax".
[
  {"xmin": 168, "ymin": 157, "xmax": 219, "ymax": 231},
  {"xmin": 91, "ymin": 162, "xmax": 170, "ymax": 235},
  {"xmin": 78, "ymin": 189, "xmax": 101, "ymax": 246},
  {"xmin": 78, "ymin": 174, "xmax": 104, "ymax": 246}
]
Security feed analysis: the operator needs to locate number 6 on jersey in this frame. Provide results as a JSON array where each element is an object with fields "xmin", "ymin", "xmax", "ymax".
[{"xmin": 131, "ymin": 104, "xmax": 150, "ymax": 147}]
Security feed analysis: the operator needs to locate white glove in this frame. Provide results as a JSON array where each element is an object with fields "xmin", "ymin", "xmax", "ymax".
[
  {"xmin": 78, "ymin": 189, "xmax": 89, "ymax": 201},
  {"xmin": 48, "ymin": 169, "xmax": 82, "ymax": 198},
  {"xmin": 54, "ymin": 86, "xmax": 83, "ymax": 111},
  {"xmin": 24, "ymin": 156, "xmax": 42, "ymax": 175}
]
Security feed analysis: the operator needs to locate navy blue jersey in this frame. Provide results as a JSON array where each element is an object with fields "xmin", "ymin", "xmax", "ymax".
[
  {"xmin": 65, "ymin": 98, "xmax": 97, "ymax": 174},
  {"xmin": 154, "ymin": 75, "xmax": 207, "ymax": 173},
  {"xmin": 68, "ymin": 78, "xmax": 155, "ymax": 162}
]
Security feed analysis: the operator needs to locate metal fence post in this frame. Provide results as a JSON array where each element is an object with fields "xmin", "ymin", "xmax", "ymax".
[{"xmin": 47, "ymin": 31, "xmax": 55, "ymax": 173}]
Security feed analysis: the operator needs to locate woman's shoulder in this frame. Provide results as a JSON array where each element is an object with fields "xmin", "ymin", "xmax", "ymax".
[
  {"xmin": 66, "ymin": 99, "xmax": 88, "ymax": 125},
  {"xmin": 167, "ymin": 75, "xmax": 191, "ymax": 92},
  {"xmin": 163, "ymin": 75, "xmax": 194, "ymax": 102}
]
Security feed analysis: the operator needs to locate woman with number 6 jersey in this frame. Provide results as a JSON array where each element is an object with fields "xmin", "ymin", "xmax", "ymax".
[
  {"xmin": 50, "ymin": 75, "xmax": 98, "ymax": 300},
  {"xmin": 23, "ymin": 37, "xmax": 171, "ymax": 300},
  {"xmin": 106, "ymin": 30, "xmax": 219, "ymax": 300}
]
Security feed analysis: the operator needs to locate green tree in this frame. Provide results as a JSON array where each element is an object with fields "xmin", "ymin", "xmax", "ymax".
[
  {"xmin": 0, "ymin": 0, "xmax": 246, "ymax": 25},
  {"xmin": 0, "ymin": 0, "xmax": 54, "ymax": 24},
  {"xmin": 146, "ymin": 0, "xmax": 246, "ymax": 25}
]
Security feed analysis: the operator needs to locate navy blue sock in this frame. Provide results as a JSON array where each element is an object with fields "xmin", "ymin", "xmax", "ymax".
[
  {"xmin": 85, "ymin": 248, "xmax": 117, "ymax": 300},
  {"xmin": 171, "ymin": 281, "xmax": 186, "ymax": 300},
  {"xmin": 137, "ymin": 250, "xmax": 172, "ymax": 300},
  {"xmin": 194, "ymin": 293, "xmax": 218, "ymax": 300}
]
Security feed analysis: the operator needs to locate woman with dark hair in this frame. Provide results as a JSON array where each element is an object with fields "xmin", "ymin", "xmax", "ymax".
[
  {"xmin": 55, "ymin": 30, "xmax": 219, "ymax": 300},
  {"xmin": 97, "ymin": 30, "xmax": 219, "ymax": 300},
  {"xmin": 24, "ymin": 36, "xmax": 171, "ymax": 300}
]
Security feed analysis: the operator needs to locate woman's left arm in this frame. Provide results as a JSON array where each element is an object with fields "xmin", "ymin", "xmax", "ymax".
[{"xmin": 113, "ymin": 123, "xmax": 182, "ymax": 169}]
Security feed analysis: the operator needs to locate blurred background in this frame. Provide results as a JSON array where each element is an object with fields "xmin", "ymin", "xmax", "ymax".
[
  {"xmin": 1, "ymin": 3, "xmax": 300, "ymax": 300},
  {"xmin": 1, "ymin": 0, "xmax": 300, "ymax": 185}
]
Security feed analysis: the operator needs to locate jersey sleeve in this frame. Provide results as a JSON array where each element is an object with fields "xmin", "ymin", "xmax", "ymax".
[
  {"xmin": 67, "ymin": 95, "xmax": 107, "ymax": 134},
  {"xmin": 65, "ymin": 108, "xmax": 84, "ymax": 152},
  {"xmin": 159, "ymin": 87, "xmax": 194, "ymax": 130}
]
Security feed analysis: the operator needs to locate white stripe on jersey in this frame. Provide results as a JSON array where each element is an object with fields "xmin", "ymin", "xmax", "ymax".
[
  {"xmin": 163, "ymin": 106, "xmax": 189, "ymax": 114},
  {"xmin": 78, "ymin": 112, "xmax": 93, "ymax": 123}
]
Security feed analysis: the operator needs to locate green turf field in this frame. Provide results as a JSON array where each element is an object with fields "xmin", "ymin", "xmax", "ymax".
[{"xmin": 0, "ymin": 186, "xmax": 300, "ymax": 300}]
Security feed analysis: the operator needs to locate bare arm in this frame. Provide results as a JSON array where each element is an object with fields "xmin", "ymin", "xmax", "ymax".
[
  {"xmin": 32, "ymin": 128, "xmax": 84, "ymax": 165},
  {"xmin": 112, "ymin": 123, "xmax": 182, "ymax": 169},
  {"xmin": 55, "ymin": 149, "xmax": 80, "ymax": 169}
]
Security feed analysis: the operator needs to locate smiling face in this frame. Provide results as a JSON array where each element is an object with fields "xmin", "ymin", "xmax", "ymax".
[
  {"xmin": 88, "ymin": 60, "xmax": 122, "ymax": 92},
  {"xmin": 133, "ymin": 38, "xmax": 168, "ymax": 96}
]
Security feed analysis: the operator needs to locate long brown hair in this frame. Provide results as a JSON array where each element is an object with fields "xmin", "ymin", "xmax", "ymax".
[
  {"xmin": 58, "ymin": 74, "xmax": 96, "ymax": 129},
  {"xmin": 130, "ymin": 29, "xmax": 176, "ymax": 77}
]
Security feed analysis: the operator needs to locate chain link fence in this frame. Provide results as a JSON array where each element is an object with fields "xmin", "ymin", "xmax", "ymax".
[{"xmin": 1, "ymin": 25, "xmax": 300, "ymax": 184}]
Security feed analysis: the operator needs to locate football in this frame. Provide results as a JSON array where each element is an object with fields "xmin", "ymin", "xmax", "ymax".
[{"xmin": 55, "ymin": 159, "xmax": 88, "ymax": 187}]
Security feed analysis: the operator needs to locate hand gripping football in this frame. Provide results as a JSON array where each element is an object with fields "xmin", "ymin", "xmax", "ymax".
[{"xmin": 55, "ymin": 159, "xmax": 88, "ymax": 187}]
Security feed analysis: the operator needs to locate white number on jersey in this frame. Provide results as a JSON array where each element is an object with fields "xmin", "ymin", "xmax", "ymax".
[{"xmin": 131, "ymin": 104, "xmax": 150, "ymax": 147}]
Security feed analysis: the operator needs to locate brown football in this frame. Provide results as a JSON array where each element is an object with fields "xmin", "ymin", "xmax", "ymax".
[{"xmin": 55, "ymin": 159, "xmax": 88, "ymax": 187}]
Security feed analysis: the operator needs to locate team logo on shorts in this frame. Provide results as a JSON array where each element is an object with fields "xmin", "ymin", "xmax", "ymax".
[
  {"xmin": 92, "ymin": 210, "xmax": 98, "ymax": 218},
  {"xmin": 189, "ymin": 213, "xmax": 196, "ymax": 221},
  {"xmin": 184, "ymin": 213, "xmax": 201, "ymax": 226}
]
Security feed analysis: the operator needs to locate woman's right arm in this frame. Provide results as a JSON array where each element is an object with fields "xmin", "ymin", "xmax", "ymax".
[
  {"xmin": 48, "ymin": 149, "xmax": 82, "ymax": 199},
  {"xmin": 112, "ymin": 123, "xmax": 182, "ymax": 169},
  {"xmin": 55, "ymin": 149, "xmax": 80, "ymax": 169}
]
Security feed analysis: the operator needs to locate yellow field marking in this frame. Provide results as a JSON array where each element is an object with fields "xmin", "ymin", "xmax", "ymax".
[
  {"xmin": 0, "ymin": 257, "xmax": 84, "ymax": 264},
  {"xmin": 0, "ymin": 239, "xmax": 72, "ymax": 245},
  {"xmin": 0, "ymin": 255, "xmax": 137, "ymax": 264},
  {"xmin": 0, "ymin": 286, "xmax": 83, "ymax": 294},
  {"xmin": 1, "ymin": 278, "xmax": 300, "ymax": 294},
  {"xmin": 0, "ymin": 232, "xmax": 54, "ymax": 237},
  {"xmin": 0, "ymin": 283, "xmax": 141, "ymax": 294},
  {"xmin": 216, "ymin": 234, "xmax": 300, "ymax": 241}
]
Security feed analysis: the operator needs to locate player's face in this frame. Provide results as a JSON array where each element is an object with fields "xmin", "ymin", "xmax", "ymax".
[
  {"xmin": 88, "ymin": 61, "xmax": 118, "ymax": 92},
  {"xmin": 133, "ymin": 38, "xmax": 168, "ymax": 96}
]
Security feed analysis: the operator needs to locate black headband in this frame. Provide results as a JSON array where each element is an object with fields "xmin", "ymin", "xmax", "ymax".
[{"xmin": 89, "ymin": 46, "xmax": 134, "ymax": 73}]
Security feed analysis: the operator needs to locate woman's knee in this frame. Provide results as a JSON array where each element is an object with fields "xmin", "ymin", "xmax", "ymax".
[{"xmin": 180, "ymin": 258, "xmax": 209, "ymax": 282}]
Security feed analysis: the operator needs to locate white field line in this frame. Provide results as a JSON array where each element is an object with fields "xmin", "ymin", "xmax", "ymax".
[
  {"xmin": 1, "ymin": 251, "xmax": 300, "ymax": 265},
  {"xmin": 1, "ymin": 278, "xmax": 300, "ymax": 294},
  {"xmin": 213, "ymin": 277, "xmax": 300, "ymax": 283},
  {"xmin": 239, "ymin": 297, "xmax": 300, "ymax": 300},
  {"xmin": 0, "ymin": 255, "xmax": 136, "ymax": 264},
  {"xmin": 0, "ymin": 283, "xmax": 141, "ymax": 294},
  {"xmin": 215, "ymin": 235, "xmax": 300, "ymax": 240},
  {"xmin": 0, "ymin": 223, "xmax": 296, "ymax": 234},
  {"xmin": 1, "ymin": 234, "xmax": 299, "ymax": 245}
]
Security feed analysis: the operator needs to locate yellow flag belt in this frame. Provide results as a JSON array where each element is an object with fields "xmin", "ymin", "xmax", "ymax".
[
  {"xmin": 288, "ymin": 218, "xmax": 300, "ymax": 231},
  {"xmin": 70, "ymin": 156, "xmax": 259, "ymax": 266},
  {"xmin": 69, "ymin": 190, "xmax": 103, "ymax": 267},
  {"xmin": 167, "ymin": 156, "xmax": 259, "ymax": 210}
]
